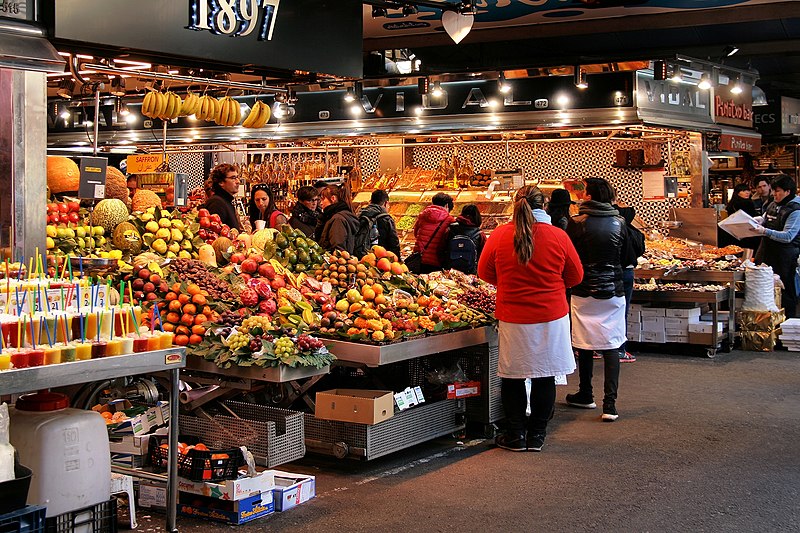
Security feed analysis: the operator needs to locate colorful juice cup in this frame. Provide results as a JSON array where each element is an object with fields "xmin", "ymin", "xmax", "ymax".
[
  {"xmin": 158, "ymin": 332, "xmax": 174, "ymax": 349},
  {"xmin": 98, "ymin": 310, "xmax": 112, "ymax": 340},
  {"xmin": 74, "ymin": 342, "xmax": 92, "ymax": 361},
  {"xmin": 60, "ymin": 344, "xmax": 77, "ymax": 362},
  {"xmin": 55, "ymin": 314, "xmax": 71, "ymax": 343},
  {"xmin": 133, "ymin": 336, "xmax": 149, "ymax": 353},
  {"xmin": 146, "ymin": 335, "xmax": 160, "ymax": 352},
  {"xmin": 90, "ymin": 340, "xmax": 107, "ymax": 359},
  {"xmin": 10, "ymin": 349, "xmax": 30, "ymax": 369},
  {"xmin": 119, "ymin": 337, "xmax": 134, "ymax": 355},
  {"xmin": 0, "ymin": 318, "xmax": 19, "ymax": 348},
  {"xmin": 44, "ymin": 346, "xmax": 62, "ymax": 365},
  {"xmin": 28, "ymin": 349, "xmax": 45, "ymax": 367},
  {"xmin": 0, "ymin": 351, "xmax": 11, "ymax": 370},
  {"xmin": 105, "ymin": 339, "xmax": 123, "ymax": 356},
  {"xmin": 85, "ymin": 311, "xmax": 98, "ymax": 341}
]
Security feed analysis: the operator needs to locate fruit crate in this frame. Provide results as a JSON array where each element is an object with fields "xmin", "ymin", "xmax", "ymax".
[
  {"xmin": 149, "ymin": 439, "xmax": 245, "ymax": 482},
  {"xmin": 44, "ymin": 498, "xmax": 116, "ymax": 533},
  {"xmin": 0, "ymin": 506, "xmax": 46, "ymax": 533},
  {"xmin": 179, "ymin": 403, "xmax": 305, "ymax": 468}
]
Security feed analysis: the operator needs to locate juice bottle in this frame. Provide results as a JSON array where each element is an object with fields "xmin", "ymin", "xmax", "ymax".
[
  {"xmin": 28, "ymin": 349, "xmax": 44, "ymax": 367},
  {"xmin": 105, "ymin": 339, "xmax": 122, "ymax": 356},
  {"xmin": 43, "ymin": 345, "xmax": 62, "ymax": 365},
  {"xmin": 0, "ymin": 351, "xmax": 11, "ymax": 370},
  {"xmin": 73, "ymin": 342, "xmax": 92, "ymax": 361},
  {"xmin": 90, "ymin": 341, "xmax": 107, "ymax": 359},
  {"xmin": 60, "ymin": 344, "xmax": 77, "ymax": 363},
  {"xmin": 132, "ymin": 336, "xmax": 149, "ymax": 353},
  {"xmin": 9, "ymin": 349, "xmax": 30, "ymax": 369},
  {"xmin": 158, "ymin": 331, "xmax": 174, "ymax": 349},
  {"xmin": 119, "ymin": 336, "xmax": 134, "ymax": 355}
]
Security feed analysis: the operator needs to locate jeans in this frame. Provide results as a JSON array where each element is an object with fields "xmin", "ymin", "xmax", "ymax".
[
  {"xmin": 622, "ymin": 268, "xmax": 635, "ymax": 352},
  {"xmin": 501, "ymin": 376, "xmax": 555, "ymax": 436},
  {"xmin": 576, "ymin": 348, "xmax": 620, "ymax": 406}
]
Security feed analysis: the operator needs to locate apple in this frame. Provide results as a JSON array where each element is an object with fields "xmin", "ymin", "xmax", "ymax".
[
  {"xmin": 199, "ymin": 217, "xmax": 210, "ymax": 229},
  {"xmin": 198, "ymin": 228, "xmax": 208, "ymax": 239},
  {"xmin": 47, "ymin": 203, "xmax": 59, "ymax": 213},
  {"xmin": 209, "ymin": 221, "xmax": 222, "ymax": 234},
  {"xmin": 258, "ymin": 263, "xmax": 276, "ymax": 280},
  {"xmin": 241, "ymin": 258, "xmax": 259, "ymax": 274},
  {"xmin": 59, "ymin": 213, "xmax": 69, "ymax": 224},
  {"xmin": 220, "ymin": 226, "xmax": 230, "ymax": 238},
  {"xmin": 58, "ymin": 203, "xmax": 69, "ymax": 213},
  {"xmin": 197, "ymin": 208, "xmax": 210, "ymax": 218},
  {"xmin": 49, "ymin": 214, "xmax": 60, "ymax": 224},
  {"xmin": 68, "ymin": 201, "xmax": 80, "ymax": 212},
  {"xmin": 132, "ymin": 278, "xmax": 145, "ymax": 291},
  {"xmin": 210, "ymin": 213, "xmax": 221, "ymax": 223},
  {"xmin": 68, "ymin": 212, "xmax": 80, "ymax": 223}
]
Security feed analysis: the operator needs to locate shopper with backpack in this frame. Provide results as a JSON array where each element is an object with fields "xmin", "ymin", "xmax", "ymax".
[
  {"xmin": 446, "ymin": 204, "xmax": 486, "ymax": 274},
  {"xmin": 354, "ymin": 190, "xmax": 400, "ymax": 258}
]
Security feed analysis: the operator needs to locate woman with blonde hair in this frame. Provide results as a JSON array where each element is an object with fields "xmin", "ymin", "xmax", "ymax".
[{"xmin": 478, "ymin": 185, "xmax": 583, "ymax": 452}]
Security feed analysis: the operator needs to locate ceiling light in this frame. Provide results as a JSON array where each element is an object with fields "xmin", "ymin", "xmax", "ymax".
[
  {"xmin": 372, "ymin": 6, "xmax": 387, "ymax": 17},
  {"xmin": 59, "ymin": 109, "xmax": 71, "ymax": 119},
  {"xmin": 498, "ymin": 72, "xmax": 510, "ymax": 94},
  {"xmin": 431, "ymin": 81, "xmax": 443, "ymax": 97},
  {"xmin": 730, "ymin": 76, "xmax": 743, "ymax": 95},
  {"xmin": 698, "ymin": 74, "xmax": 712, "ymax": 90},
  {"xmin": 557, "ymin": 94, "xmax": 570, "ymax": 107},
  {"xmin": 349, "ymin": 104, "xmax": 362, "ymax": 116},
  {"xmin": 118, "ymin": 101, "xmax": 130, "ymax": 116},
  {"xmin": 402, "ymin": 4, "xmax": 418, "ymax": 16},
  {"xmin": 752, "ymin": 85, "xmax": 768, "ymax": 106},
  {"xmin": 574, "ymin": 67, "xmax": 588, "ymax": 90},
  {"xmin": 110, "ymin": 76, "xmax": 125, "ymax": 96},
  {"xmin": 56, "ymin": 78, "xmax": 76, "ymax": 99},
  {"xmin": 414, "ymin": 106, "xmax": 424, "ymax": 116},
  {"xmin": 670, "ymin": 65, "xmax": 683, "ymax": 83},
  {"xmin": 723, "ymin": 45, "xmax": 739, "ymax": 57},
  {"xmin": 344, "ymin": 88, "xmax": 355, "ymax": 102}
]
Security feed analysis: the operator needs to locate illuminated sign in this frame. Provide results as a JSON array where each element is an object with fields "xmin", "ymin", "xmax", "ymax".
[{"xmin": 188, "ymin": 0, "xmax": 280, "ymax": 40}]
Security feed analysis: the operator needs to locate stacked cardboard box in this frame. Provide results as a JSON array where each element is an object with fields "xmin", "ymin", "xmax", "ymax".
[
  {"xmin": 778, "ymin": 318, "xmax": 800, "ymax": 351},
  {"xmin": 626, "ymin": 304, "xmax": 642, "ymax": 342}
]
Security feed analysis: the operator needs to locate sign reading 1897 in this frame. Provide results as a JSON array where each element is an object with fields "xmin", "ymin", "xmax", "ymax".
[{"xmin": 189, "ymin": 0, "xmax": 280, "ymax": 40}]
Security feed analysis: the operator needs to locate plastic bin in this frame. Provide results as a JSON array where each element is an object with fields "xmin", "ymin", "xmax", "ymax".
[
  {"xmin": 44, "ymin": 498, "xmax": 116, "ymax": 533},
  {"xmin": 148, "ymin": 439, "xmax": 244, "ymax": 482},
  {"xmin": 0, "ymin": 463, "xmax": 33, "ymax": 515},
  {"xmin": 0, "ymin": 505, "xmax": 46, "ymax": 533}
]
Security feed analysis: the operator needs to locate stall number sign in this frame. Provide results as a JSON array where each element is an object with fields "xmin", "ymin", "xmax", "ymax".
[
  {"xmin": 189, "ymin": 0, "xmax": 280, "ymax": 40},
  {"xmin": 78, "ymin": 157, "xmax": 108, "ymax": 200},
  {"xmin": 0, "ymin": 285, "xmax": 107, "ymax": 314},
  {"xmin": 127, "ymin": 154, "xmax": 166, "ymax": 174},
  {"xmin": 0, "ymin": 0, "xmax": 28, "ymax": 20}
]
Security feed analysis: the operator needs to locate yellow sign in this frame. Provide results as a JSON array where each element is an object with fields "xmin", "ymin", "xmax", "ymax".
[{"xmin": 127, "ymin": 154, "xmax": 166, "ymax": 174}]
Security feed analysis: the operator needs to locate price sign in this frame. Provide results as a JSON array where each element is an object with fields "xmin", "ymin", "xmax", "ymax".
[
  {"xmin": 127, "ymin": 154, "xmax": 166, "ymax": 174},
  {"xmin": 78, "ymin": 157, "xmax": 108, "ymax": 200}
]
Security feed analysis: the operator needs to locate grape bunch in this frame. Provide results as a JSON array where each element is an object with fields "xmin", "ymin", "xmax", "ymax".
[
  {"xmin": 461, "ymin": 288, "xmax": 496, "ymax": 315},
  {"xmin": 168, "ymin": 259, "xmax": 234, "ymax": 300},
  {"xmin": 249, "ymin": 337, "xmax": 263, "ymax": 352},
  {"xmin": 217, "ymin": 310, "xmax": 244, "ymax": 327},
  {"xmin": 240, "ymin": 315, "xmax": 272, "ymax": 335},
  {"xmin": 275, "ymin": 337, "xmax": 296, "ymax": 357},
  {"xmin": 296, "ymin": 334, "xmax": 324, "ymax": 352},
  {"xmin": 227, "ymin": 332, "xmax": 249, "ymax": 351}
]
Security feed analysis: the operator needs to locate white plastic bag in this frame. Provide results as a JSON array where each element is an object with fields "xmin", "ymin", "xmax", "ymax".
[{"xmin": 743, "ymin": 261, "xmax": 779, "ymax": 312}]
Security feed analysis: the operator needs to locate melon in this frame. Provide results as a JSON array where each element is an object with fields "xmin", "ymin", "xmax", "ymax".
[
  {"xmin": 47, "ymin": 156, "xmax": 80, "ymax": 194},
  {"xmin": 212, "ymin": 237, "xmax": 232, "ymax": 264},
  {"xmin": 132, "ymin": 189, "xmax": 162, "ymax": 212},
  {"xmin": 112, "ymin": 221, "xmax": 142, "ymax": 255},
  {"xmin": 251, "ymin": 229, "xmax": 276, "ymax": 251},
  {"xmin": 105, "ymin": 166, "xmax": 130, "ymax": 205},
  {"xmin": 197, "ymin": 244, "xmax": 217, "ymax": 267},
  {"xmin": 90, "ymin": 199, "xmax": 130, "ymax": 233}
]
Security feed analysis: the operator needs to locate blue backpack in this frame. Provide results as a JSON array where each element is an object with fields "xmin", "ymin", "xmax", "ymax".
[{"xmin": 448, "ymin": 233, "xmax": 478, "ymax": 274}]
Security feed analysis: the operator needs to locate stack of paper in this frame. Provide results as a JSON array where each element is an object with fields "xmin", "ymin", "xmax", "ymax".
[
  {"xmin": 778, "ymin": 318, "xmax": 800, "ymax": 351},
  {"xmin": 719, "ymin": 210, "xmax": 760, "ymax": 240}
]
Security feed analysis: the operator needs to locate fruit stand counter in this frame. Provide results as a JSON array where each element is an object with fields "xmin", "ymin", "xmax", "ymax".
[
  {"xmin": 0, "ymin": 349, "xmax": 186, "ymax": 533},
  {"xmin": 305, "ymin": 326, "xmax": 502, "ymax": 460}
]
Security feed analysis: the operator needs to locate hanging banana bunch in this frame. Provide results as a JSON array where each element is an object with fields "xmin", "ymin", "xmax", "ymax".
[
  {"xmin": 179, "ymin": 91, "xmax": 201, "ymax": 117},
  {"xmin": 141, "ymin": 90, "xmax": 168, "ymax": 119},
  {"xmin": 195, "ymin": 95, "xmax": 219, "ymax": 121},
  {"xmin": 241, "ymin": 100, "xmax": 271, "ymax": 129},
  {"xmin": 157, "ymin": 91, "xmax": 182, "ymax": 121},
  {"xmin": 214, "ymin": 96, "xmax": 242, "ymax": 127}
]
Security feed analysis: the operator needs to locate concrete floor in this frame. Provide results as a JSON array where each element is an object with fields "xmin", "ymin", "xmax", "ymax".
[{"xmin": 137, "ymin": 349, "xmax": 800, "ymax": 532}]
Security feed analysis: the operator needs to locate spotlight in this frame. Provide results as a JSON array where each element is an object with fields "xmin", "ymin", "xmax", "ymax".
[
  {"xmin": 56, "ymin": 78, "xmax": 76, "ymax": 99},
  {"xmin": 125, "ymin": 113, "xmax": 137, "ymax": 124},
  {"xmin": 752, "ymin": 85, "xmax": 768, "ymax": 106},
  {"xmin": 110, "ymin": 76, "xmax": 126, "ymax": 96},
  {"xmin": 431, "ymin": 81, "xmax": 443, "ymax": 98},
  {"xmin": 723, "ymin": 45, "xmax": 739, "ymax": 57},
  {"xmin": 730, "ymin": 76, "xmax": 743, "ymax": 95},
  {"xmin": 557, "ymin": 94, "xmax": 570, "ymax": 107},
  {"xmin": 118, "ymin": 101, "xmax": 130, "ymax": 116},
  {"xmin": 698, "ymin": 74, "xmax": 712, "ymax": 91},
  {"xmin": 59, "ymin": 109, "xmax": 71, "ymax": 120},
  {"xmin": 414, "ymin": 106, "xmax": 424, "ymax": 116},
  {"xmin": 371, "ymin": 6, "xmax": 387, "ymax": 17},
  {"xmin": 344, "ymin": 88, "xmax": 356, "ymax": 102},
  {"xmin": 418, "ymin": 77, "xmax": 430, "ymax": 95},
  {"xmin": 402, "ymin": 4, "xmax": 418, "ymax": 16},
  {"xmin": 349, "ymin": 104, "xmax": 362, "ymax": 116},
  {"xmin": 574, "ymin": 67, "xmax": 588, "ymax": 90},
  {"xmin": 670, "ymin": 65, "xmax": 683, "ymax": 83},
  {"xmin": 498, "ymin": 72, "xmax": 510, "ymax": 94},
  {"xmin": 274, "ymin": 102, "xmax": 287, "ymax": 119}
]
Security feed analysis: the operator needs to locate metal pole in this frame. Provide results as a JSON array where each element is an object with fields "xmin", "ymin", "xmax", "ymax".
[
  {"xmin": 93, "ymin": 88, "xmax": 100, "ymax": 156},
  {"xmin": 162, "ymin": 120, "xmax": 168, "ymax": 161},
  {"xmin": 167, "ymin": 367, "xmax": 180, "ymax": 532}
]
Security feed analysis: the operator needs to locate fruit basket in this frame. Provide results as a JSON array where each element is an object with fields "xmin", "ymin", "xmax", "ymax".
[
  {"xmin": 69, "ymin": 257, "xmax": 118, "ymax": 277},
  {"xmin": 149, "ymin": 438, "xmax": 245, "ymax": 482}
]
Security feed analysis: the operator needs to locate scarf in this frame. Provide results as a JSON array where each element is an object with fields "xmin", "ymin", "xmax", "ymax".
[
  {"xmin": 578, "ymin": 200, "xmax": 619, "ymax": 217},
  {"xmin": 777, "ymin": 193, "xmax": 796, "ymax": 207}
]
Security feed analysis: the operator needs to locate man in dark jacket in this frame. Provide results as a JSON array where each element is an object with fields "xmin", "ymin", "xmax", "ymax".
[
  {"xmin": 204, "ymin": 164, "xmax": 242, "ymax": 231},
  {"xmin": 753, "ymin": 175, "xmax": 774, "ymax": 216},
  {"xmin": 358, "ymin": 189, "xmax": 401, "ymax": 257},
  {"xmin": 566, "ymin": 177, "xmax": 627, "ymax": 422}
]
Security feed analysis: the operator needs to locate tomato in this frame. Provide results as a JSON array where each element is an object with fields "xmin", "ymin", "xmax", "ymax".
[
  {"xmin": 59, "ymin": 213, "xmax": 69, "ymax": 224},
  {"xmin": 67, "ymin": 201, "xmax": 80, "ymax": 212},
  {"xmin": 68, "ymin": 212, "xmax": 80, "ymax": 223},
  {"xmin": 197, "ymin": 208, "xmax": 210, "ymax": 218},
  {"xmin": 58, "ymin": 203, "xmax": 69, "ymax": 213}
]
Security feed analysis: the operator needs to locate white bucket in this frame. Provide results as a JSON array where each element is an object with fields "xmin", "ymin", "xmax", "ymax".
[{"xmin": 9, "ymin": 392, "xmax": 110, "ymax": 517}]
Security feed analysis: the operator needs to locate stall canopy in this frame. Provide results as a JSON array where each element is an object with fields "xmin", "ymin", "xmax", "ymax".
[{"xmin": 0, "ymin": 19, "xmax": 64, "ymax": 72}]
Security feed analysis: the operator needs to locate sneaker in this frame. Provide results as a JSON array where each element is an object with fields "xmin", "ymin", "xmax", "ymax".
[
  {"xmin": 495, "ymin": 432, "xmax": 526, "ymax": 452},
  {"xmin": 602, "ymin": 404, "xmax": 619, "ymax": 422},
  {"xmin": 620, "ymin": 351, "xmax": 636, "ymax": 363},
  {"xmin": 526, "ymin": 433, "xmax": 546, "ymax": 452},
  {"xmin": 565, "ymin": 392, "xmax": 597, "ymax": 409},
  {"xmin": 592, "ymin": 352, "xmax": 602, "ymax": 360}
]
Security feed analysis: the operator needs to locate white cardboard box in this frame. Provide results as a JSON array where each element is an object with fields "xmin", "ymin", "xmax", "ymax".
[
  {"xmin": 642, "ymin": 316, "xmax": 665, "ymax": 332},
  {"xmin": 629, "ymin": 303, "xmax": 643, "ymax": 312},
  {"xmin": 139, "ymin": 480, "xmax": 167, "ymax": 509},
  {"xmin": 178, "ymin": 470, "xmax": 276, "ymax": 501},
  {"xmin": 665, "ymin": 317, "xmax": 691, "ymax": 328},
  {"xmin": 689, "ymin": 321, "xmax": 724, "ymax": 334},
  {"xmin": 641, "ymin": 330, "xmax": 666, "ymax": 343},
  {"xmin": 641, "ymin": 307, "xmax": 667, "ymax": 318},
  {"xmin": 626, "ymin": 322, "xmax": 642, "ymax": 332},
  {"xmin": 701, "ymin": 311, "xmax": 730, "ymax": 322},
  {"xmin": 665, "ymin": 307, "xmax": 702, "ymax": 318},
  {"xmin": 626, "ymin": 311, "xmax": 641, "ymax": 323},
  {"xmin": 270, "ymin": 471, "xmax": 316, "ymax": 512},
  {"xmin": 626, "ymin": 331, "xmax": 641, "ymax": 342}
]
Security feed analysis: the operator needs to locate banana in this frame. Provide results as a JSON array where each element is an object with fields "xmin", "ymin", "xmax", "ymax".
[
  {"xmin": 197, "ymin": 96, "xmax": 209, "ymax": 120},
  {"xmin": 253, "ymin": 101, "xmax": 270, "ymax": 128},
  {"xmin": 142, "ymin": 92, "xmax": 156, "ymax": 118},
  {"xmin": 179, "ymin": 92, "xmax": 198, "ymax": 116},
  {"xmin": 160, "ymin": 92, "xmax": 173, "ymax": 119},
  {"xmin": 242, "ymin": 101, "xmax": 261, "ymax": 128},
  {"xmin": 168, "ymin": 92, "xmax": 182, "ymax": 119},
  {"xmin": 231, "ymin": 98, "xmax": 241, "ymax": 126},
  {"xmin": 217, "ymin": 97, "xmax": 231, "ymax": 126},
  {"xmin": 154, "ymin": 92, "xmax": 167, "ymax": 118},
  {"xmin": 210, "ymin": 97, "xmax": 221, "ymax": 123}
]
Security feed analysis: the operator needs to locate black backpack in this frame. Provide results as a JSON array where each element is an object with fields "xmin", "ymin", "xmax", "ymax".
[
  {"xmin": 353, "ymin": 212, "xmax": 389, "ymax": 257},
  {"xmin": 622, "ymin": 222, "xmax": 646, "ymax": 267},
  {"xmin": 448, "ymin": 232, "xmax": 479, "ymax": 274}
]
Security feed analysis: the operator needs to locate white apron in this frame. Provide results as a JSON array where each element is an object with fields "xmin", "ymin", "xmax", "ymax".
[
  {"xmin": 570, "ymin": 295, "xmax": 626, "ymax": 350},
  {"xmin": 497, "ymin": 315, "xmax": 576, "ymax": 379}
]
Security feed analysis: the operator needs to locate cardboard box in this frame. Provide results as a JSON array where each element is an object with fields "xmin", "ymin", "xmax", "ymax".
[
  {"xmin": 178, "ymin": 469, "xmax": 276, "ymax": 501},
  {"xmin": 111, "ymin": 404, "xmax": 170, "ymax": 436},
  {"xmin": 446, "ymin": 381, "xmax": 481, "ymax": 399},
  {"xmin": 178, "ymin": 491, "xmax": 274, "ymax": 525},
  {"xmin": 665, "ymin": 327, "xmax": 689, "ymax": 336},
  {"xmin": 665, "ymin": 317, "xmax": 690, "ymax": 329},
  {"xmin": 271, "ymin": 471, "xmax": 316, "ymax": 512},
  {"xmin": 665, "ymin": 306, "xmax": 701, "ymax": 318},
  {"xmin": 109, "ymin": 435, "xmax": 151, "ymax": 456},
  {"xmin": 626, "ymin": 322, "xmax": 642, "ymax": 332},
  {"xmin": 688, "ymin": 332, "xmax": 721, "ymax": 346},
  {"xmin": 640, "ymin": 307, "xmax": 666, "ymax": 318},
  {"xmin": 629, "ymin": 303, "xmax": 643, "ymax": 312},
  {"xmin": 139, "ymin": 480, "xmax": 167, "ymax": 509},
  {"xmin": 689, "ymin": 321, "xmax": 724, "ymax": 334},
  {"xmin": 642, "ymin": 316, "xmax": 665, "ymax": 332},
  {"xmin": 641, "ymin": 330, "xmax": 666, "ymax": 343},
  {"xmin": 626, "ymin": 311, "xmax": 641, "ymax": 323},
  {"xmin": 315, "ymin": 389, "xmax": 394, "ymax": 425},
  {"xmin": 111, "ymin": 453, "xmax": 146, "ymax": 468},
  {"xmin": 626, "ymin": 331, "xmax": 641, "ymax": 342},
  {"xmin": 700, "ymin": 311, "xmax": 730, "ymax": 322},
  {"xmin": 666, "ymin": 334, "xmax": 689, "ymax": 343}
]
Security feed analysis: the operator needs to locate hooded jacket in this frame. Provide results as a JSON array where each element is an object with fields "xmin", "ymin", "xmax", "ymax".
[
  {"xmin": 318, "ymin": 201, "xmax": 359, "ymax": 253},
  {"xmin": 204, "ymin": 186, "xmax": 241, "ymax": 231},
  {"xmin": 289, "ymin": 202, "xmax": 320, "ymax": 237},
  {"xmin": 567, "ymin": 200, "xmax": 626, "ymax": 299},
  {"xmin": 413, "ymin": 204, "xmax": 455, "ymax": 267},
  {"xmin": 359, "ymin": 203, "xmax": 401, "ymax": 256}
]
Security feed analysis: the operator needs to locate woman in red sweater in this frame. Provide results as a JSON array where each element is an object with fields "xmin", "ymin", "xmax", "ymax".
[{"xmin": 478, "ymin": 186, "xmax": 583, "ymax": 452}]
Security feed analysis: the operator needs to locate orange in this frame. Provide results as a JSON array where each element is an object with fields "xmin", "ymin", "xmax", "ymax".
[
  {"xmin": 171, "ymin": 282, "xmax": 181, "ymax": 293},
  {"xmin": 189, "ymin": 334, "xmax": 203, "ymax": 345},
  {"xmin": 180, "ymin": 314, "xmax": 195, "ymax": 326},
  {"xmin": 373, "ymin": 285, "xmax": 383, "ymax": 295},
  {"xmin": 174, "ymin": 334, "xmax": 189, "ymax": 346},
  {"xmin": 178, "ymin": 294, "xmax": 190, "ymax": 305},
  {"xmin": 187, "ymin": 284, "xmax": 201, "ymax": 296},
  {"xmin": 191, "ymin": 325, "xmax": 206, "ymax": 336},
  {"xmin": 194, "ymin": 314, "xmax": 207, "ymax": 326},
  {"xmin": 191, "ymin": 293, "xmax": 207, "ymax": 306},
  {"xmin": 165, "ymin": 292, "xmax": 177, "ymax": 301},
  {"xmin": 163, "ymin": 323, "xmax": 176, "ymax": 332},
  {"xmin": 165, "ymin": 312, "xmax": 181, "ymax": 325},
  {"xmin": 182, "ymin": 303, "xmax": 197, "ymax": 316},
  {"xmin": 168, "ymin": 300, "xmax": 182, "ymax": 312},
  {"xmin": 176, "ymin": 325, "xmax": 191, "ymax": 336}
]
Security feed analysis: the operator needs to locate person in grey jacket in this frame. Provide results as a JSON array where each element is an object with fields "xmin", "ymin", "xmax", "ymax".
[
  {"xmin": 358, "ymin": 189, "xmax": 401, "ymax": 257},
  {"xmin": 316, "ymin": 184, "xmax": 359, "ymax": 254}
]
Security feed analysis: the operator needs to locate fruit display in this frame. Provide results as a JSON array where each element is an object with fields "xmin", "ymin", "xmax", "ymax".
[
  {"xmin": 634, "ymin": 281, "xmax": 726, "ymax": 292},
  {"xmin": 120, "ymin": 262, "xmax": 169, "ymax": 305},
  {"xmin": 132, "ymin": 206, "xmax": 195, "ymax": 260},
  {"xmin": 241, "ymin": 101, "xmax": 271, "ymax": 128},
  {"xmin": 141, "ymin": 90, "xmax": 183, "ymax": 120},
  {"xmin": 196, "ymin": 208, "xmax": 234, "ymax": 245},
  {"xmin": 90, "ymin": 199, "xmax": 130, "ymax": 234},
  {"xmin": 259, "ymin": 225, "xmax": 325, "ymax": 274},
  {"xmin": 214, "ymin": 96, "xmax": 242, "ymax": 127},
  {"xmin": 46, "ymin": 201, "xmax": 109, "ymax": 255},
  {"xmin": 155, "ymin": 281, "xmax": 219, "ymax": 346},
  {"xmin": 132, "ymin": 189, "xmax": 163, "ymax": 212},
  {"xmin": 105, "ymin": 166, "xmax": 131, "ymax": 206},
  {"xmin": 165, "ymin": 259, "xmax": 235, "ymax": 301},
  {"xmin": 645, "ymin": 238, "xmax": 743, "ymax": 262},
  {"xmin": 195, "ymin": 95, "xmax": 220, "ymax": 122}
]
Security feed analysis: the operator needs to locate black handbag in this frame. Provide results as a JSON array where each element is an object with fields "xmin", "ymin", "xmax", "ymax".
[{"xmin": 405, "ymin": 218, "xmax": 448, "ymax": 274}]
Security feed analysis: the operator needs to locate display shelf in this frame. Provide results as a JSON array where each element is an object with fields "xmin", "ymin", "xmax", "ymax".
[
  {"xmin": 632, "ymin": 288, "xmax": 729, "ymax": 304},
  {"xmin": 185, "ymin": 356, "xmax": 330, "ymax": 383},
  {"xmin": 634, "ymin": 269, "xmax": 744, "ymax": 284},
  {"xmin": 322, "ymin": 326, "xmax": 496, "ymax": 367}
]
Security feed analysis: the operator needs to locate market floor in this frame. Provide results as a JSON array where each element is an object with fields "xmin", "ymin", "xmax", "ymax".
[{"xmin": 136, "ymin": 349, "xmax": 800, "ymax": 533}]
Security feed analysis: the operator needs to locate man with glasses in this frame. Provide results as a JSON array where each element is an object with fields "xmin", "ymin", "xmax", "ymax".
[
  {"xmin": 289, "ymin": 185, "xmax": 322, "ymax": 237},
  {"xmin": 204, "ymin": 163, "xmax": 242, "ymax": 231}
]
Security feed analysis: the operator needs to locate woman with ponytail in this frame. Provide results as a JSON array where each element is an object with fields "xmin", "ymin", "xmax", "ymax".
[{"xmin": 477, "ymin": 185, "xmax": 583, "ymax": 452}]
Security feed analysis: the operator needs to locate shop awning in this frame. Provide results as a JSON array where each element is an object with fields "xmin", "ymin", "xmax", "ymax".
[
  {"xmin": 0, "ymin": 20, "xmax": 65, "ymax": 73},
  {"xmin": 718, "ymin": 126, "xmax": 762, "ymax": 153}
]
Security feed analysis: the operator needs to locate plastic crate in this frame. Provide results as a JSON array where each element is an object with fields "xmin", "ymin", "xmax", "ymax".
[
  {"xmin": 148, "ymin": 439, "xmax": 244, "ymax": 482},
  {"xmin": 0, "ymin": 506, "xmax": 46, "ymax": 533},
  {"xmin": 44, "ymin": 498, "xmax": 116, "ymax": 533}
]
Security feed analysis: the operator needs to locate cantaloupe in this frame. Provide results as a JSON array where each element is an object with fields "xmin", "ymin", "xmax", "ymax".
[
  {"xmin": 131, "ymin": 189, "xmax": 162, "ymax": 212},
  {"xmin": 112, "ymin": 221, "xmax": 142, "ymax": 254},
  {"xmin": 105, "ymin": 166, "xmax": 130, "ymax": 206},
  {"xmin": 47, "ymin": 156, "xmax": 80, "ymax": 194},
  {"xmin": 90, "ymin": 199, "xmax": 130, "ymax": 233}
]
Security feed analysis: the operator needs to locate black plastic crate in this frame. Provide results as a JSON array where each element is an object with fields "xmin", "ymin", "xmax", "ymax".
[
  {"xmin": 44, "ymin": 498, "xmax": 116, "ymax": 533},
  {"xmin": 0, "ymin": 505, "xmax": 46, "ymax": 533},
  {"xmin": 149, "ymin": 438, "xmax": 245, "ymax": 482}
]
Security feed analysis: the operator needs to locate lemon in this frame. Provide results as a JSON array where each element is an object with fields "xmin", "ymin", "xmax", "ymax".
[
  {"xmin": 139, "ymin": 212, "xmax": 154, "ymax": 222},
  {"xmin": 152, "ymin": 238, "xmax": 168, "ymax": 255},
  {"xmin": 109, "ymin": 249, "xmax": 123, "ymax": 260},
  {"xmin": 92, "ymin": 226, "xmax": 105, "ymax": 236},
  {"xmin": 46, "ymin": 236, "xmax": 55, "ymax": 249},
  {"xmin": 145, "ymin": 221, "xmax": 159, "ymax": 233},
  {"xmin": 158, "ymin": 218, "xmax": 171, "ymax": 228},
  {"xmin": 168, "ymin": 242, "xmax": 181, "ymax": 254},
  {"xmin": 171, "ymin": 219, "xmax": 186, "ymax": 231},
  {"xmin": 170, "ymin": 228, "xmax": 183, "ymax": 242}
]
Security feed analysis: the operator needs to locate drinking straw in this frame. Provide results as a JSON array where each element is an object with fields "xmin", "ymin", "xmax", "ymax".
[
  {"xmin": 105, "ymin": 279, "xmax": 110, "ymax": 310},
  {"xmin": 15, "ymin": 287, "xmax": 24, "ymax": 316},
  {"xmin": 80, "ymin": 313, "xmax": 85, "ymax": 343},
  {"xmin": 92, "ymin": 283, "xmax": 98, "ymax": 310},
  {"xmin": 130, "ymin": 307, "xmax": 140, "ymax": 338},
  {"xmin": 78, "ymin": 256, "xmax": 83, "ymax": 278},
  {"xmin": 17, "ymin": 256, "xmax": 23, "ymax": 281},
  {"xmin": 97, "ymin": 309, "xmax": 103, "ymax": 340},
  {"xmin": 0, "ymin": 324, "xmax": 5, "ymax": 351},
  {"xmin": 76, "ymin": 283, "xmax": 81, "ymax": 313},
  {"xmin": 27, "ymin": 257, "xmax": 33, "ymax": 280},
  {"xmin": 27, "ymin": 315, "xmax": 35, "ymax": 350},
  {"xmin": 61, "ymin": 315, "xmax": 68, "ymax": 345},
  {"xmin": 67, "ymin": 255, "xmax": 73, "ymax": 281},
  {"xmin": 42, "ymin": 316, "xmax": 52, "ymax": 348},
  {"xmin": 128, "ymin": 282, "xmax": 134, "ymax": 306},
  {"xmin": 152, "ymin": 305, "xmax": 164, "ymax": 332},
  {"xmin": 37, "ymin": 285, "xmax": 45, "ymax": 315},
  {"xmin": 17, "ymin": 315, "xmax": 22, "ymax": 350},
  {"xmin": 27, "ymin": 289, "xmax": 33, "ymax": 317},
  {"xmin": 60, "ymin": 287, "xmax": 65, "ymax": 312},
  {"xmin": 110, "ymin": 308, "xmax": 115, "ymax": 340},
  {"xmin": 60, "ymin": 257, "xmax": 69, "ymax": 279},
  {"xmin": 35, "ymin": 248, "xmax": 42, "ymax": 280}
]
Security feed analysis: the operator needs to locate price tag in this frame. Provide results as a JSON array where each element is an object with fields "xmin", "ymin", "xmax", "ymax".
[{"xmin": 78, "ymin": 157, "xmax": 108, "ymax": 200}]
